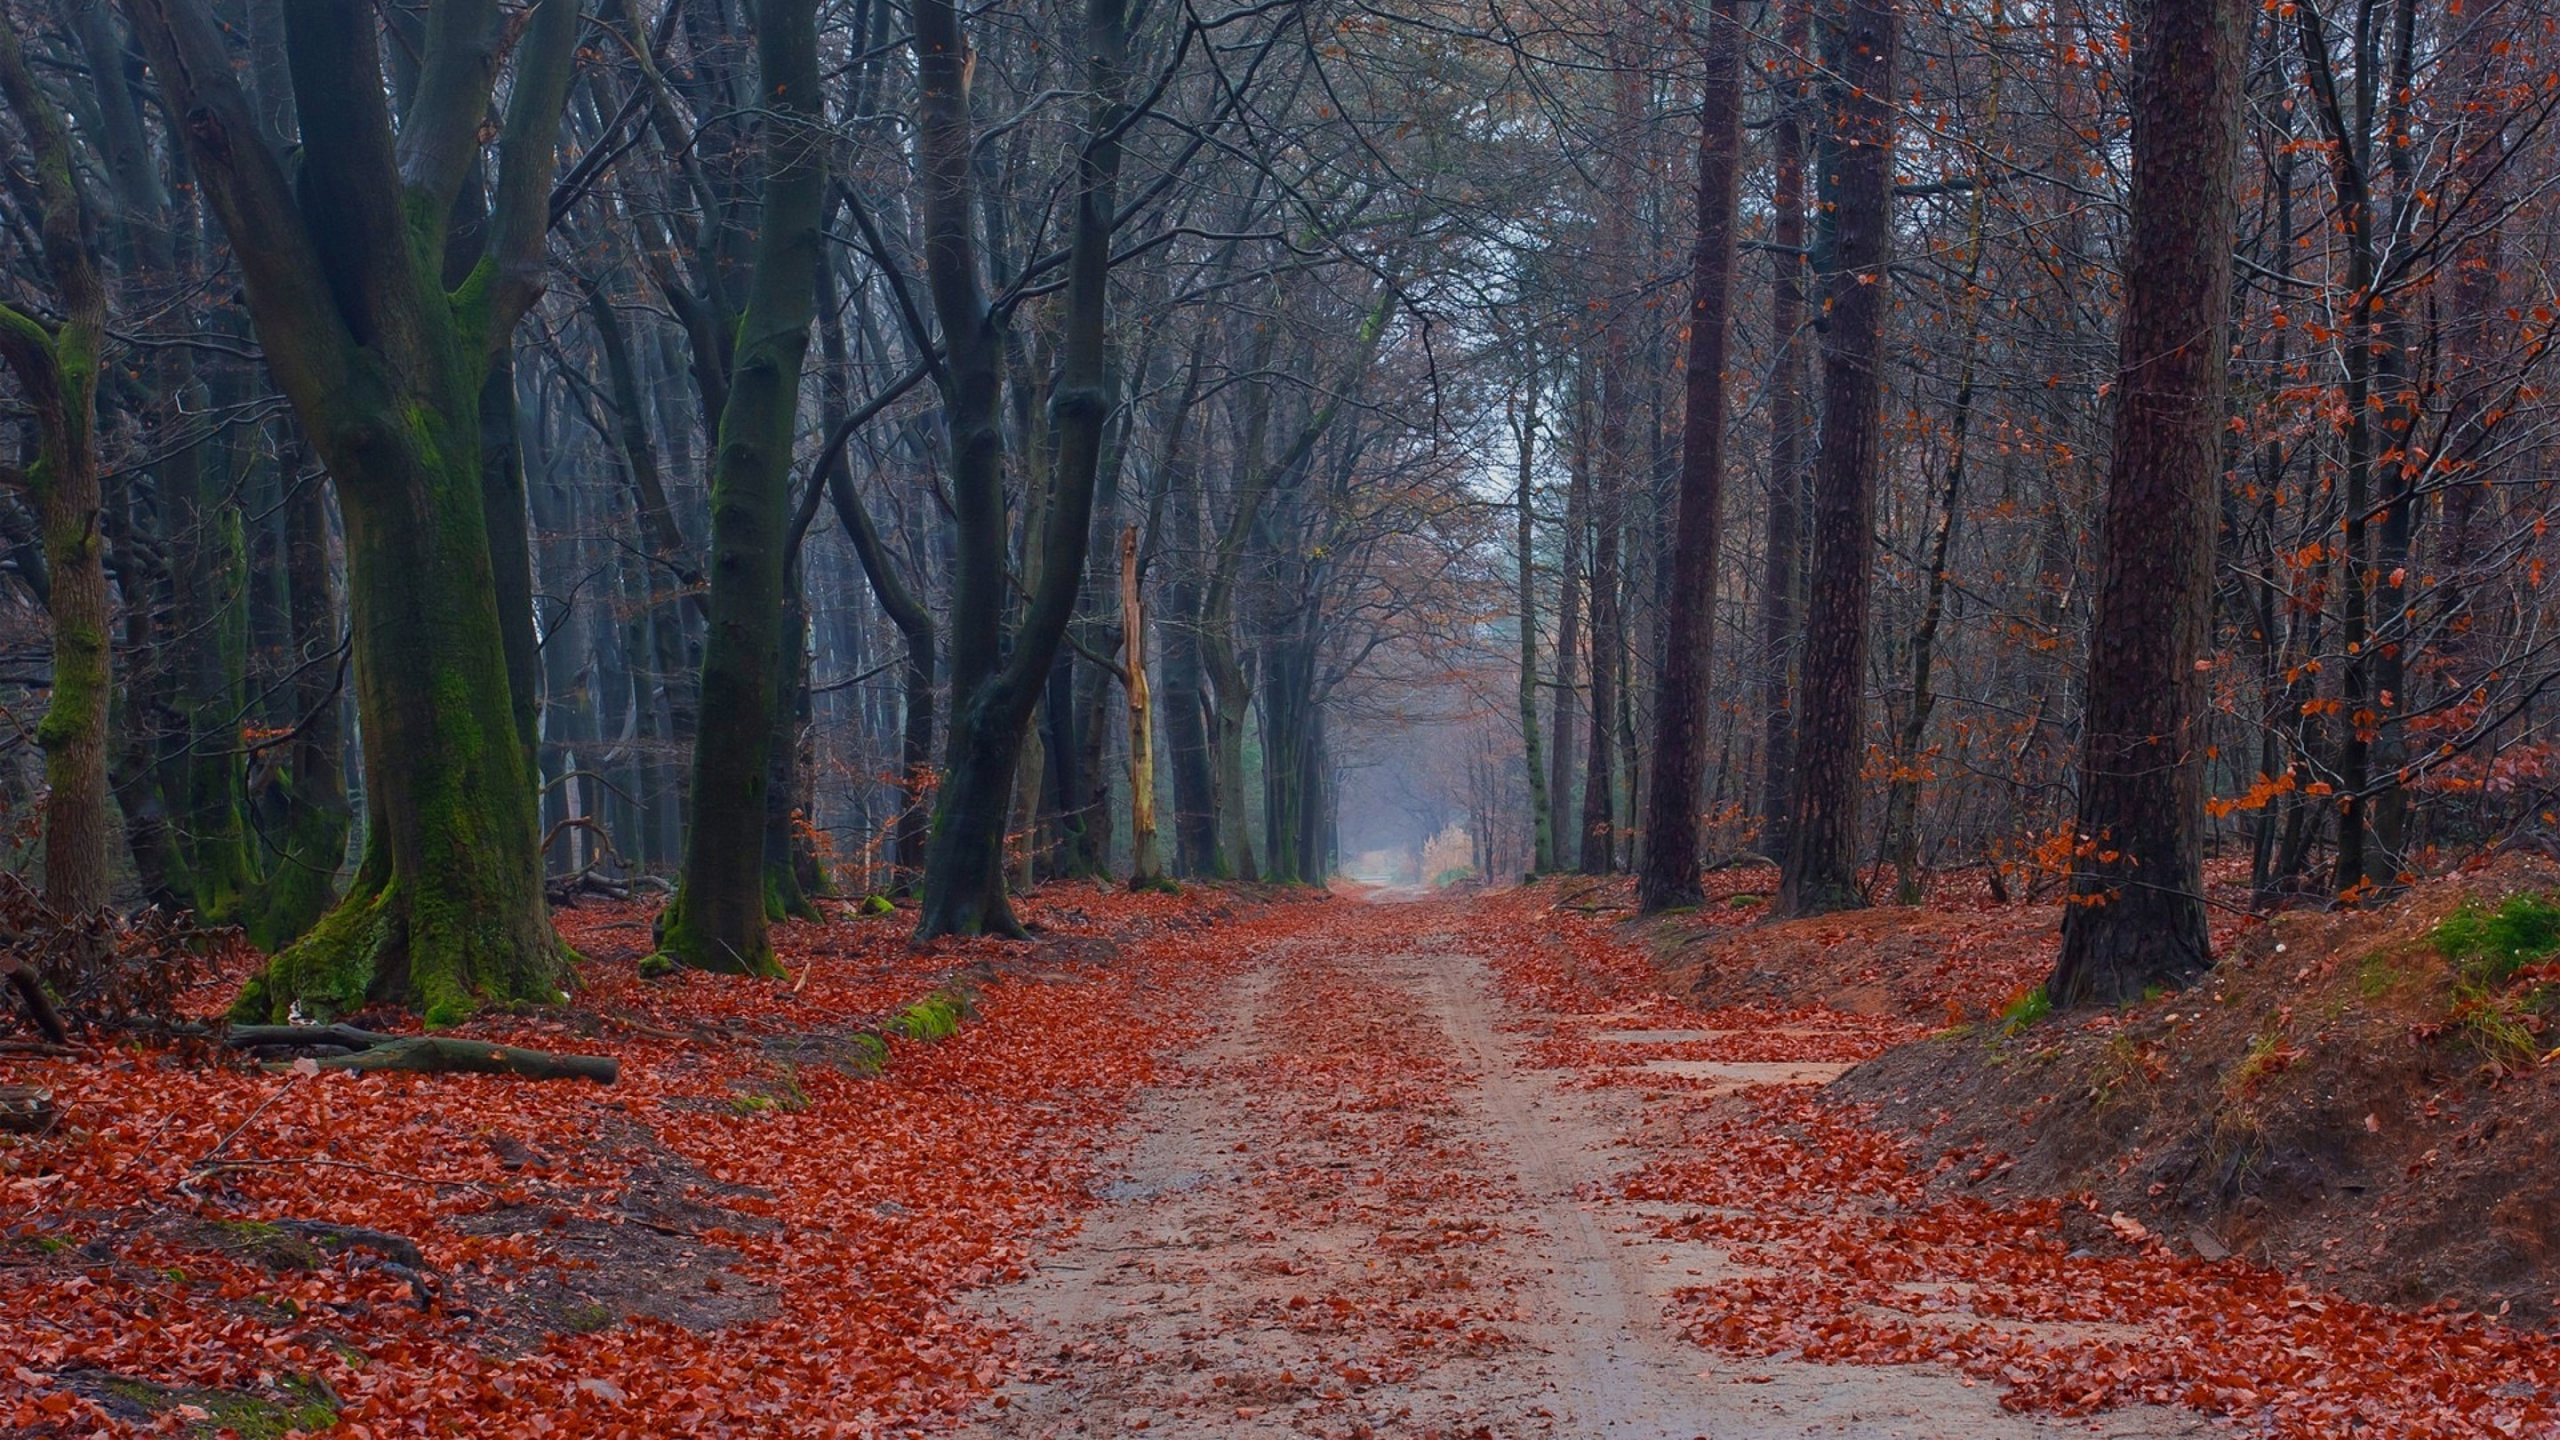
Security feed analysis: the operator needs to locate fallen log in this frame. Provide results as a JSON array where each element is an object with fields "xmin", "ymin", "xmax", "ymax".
[
  {"xmin": 226, "ymin": 1025, "xmax": 615, "ymax": 1084},
  {"xmin": 225, "ymin": 1023, "xmax": 397, "ymax": 1053},
  {"xmin": 273, "ymin": 1218, "xmax": 425, "ymax": 1269},
  {"xmin": 282, "ymin": 1037, "xmax": 618, "ymax": 1085}
]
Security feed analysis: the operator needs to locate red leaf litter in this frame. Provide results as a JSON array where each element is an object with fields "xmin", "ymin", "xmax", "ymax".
[
  {"xmin": 1455, "ymin": 882, "xmax": 2560, "ymax": 1439},
  {"xmin": 1, "ymin": 886, "xmax": 1298, "ymax": 1437},
  {"xmin": 11, "ymin": 879, "xmax": 2560, "ymax": 1437}
]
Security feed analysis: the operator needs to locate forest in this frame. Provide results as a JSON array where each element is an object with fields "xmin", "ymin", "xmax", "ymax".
[{"xmin": 3, "ymin": 0, "xmax": 2560, "ymax": 1431}]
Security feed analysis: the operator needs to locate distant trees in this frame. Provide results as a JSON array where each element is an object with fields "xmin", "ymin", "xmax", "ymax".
[{"xmin": 0, "ymin": 0, "xmax": 2550, "ymax": 1020}]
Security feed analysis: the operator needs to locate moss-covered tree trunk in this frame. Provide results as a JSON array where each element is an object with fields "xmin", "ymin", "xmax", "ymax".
[
  {"xmin": 0, "ymin": 12, "xmax": 111, "ymax": 916},
  {"xmin": 653, "ymin": 0, "xmax": 828, "ymax": 976},
  {"xmin": 129, "ymin": 0, "xmax": 582, "ymax": 1025}
]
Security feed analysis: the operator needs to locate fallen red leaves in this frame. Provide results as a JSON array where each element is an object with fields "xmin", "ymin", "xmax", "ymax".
[
  {"xmin": 2, "ymin": 886, "xmax": 1293, "ymax": 1437},
  {"xmin": 1457, "ymin": 883, "xmax": 2560, "ymax": 1439}
]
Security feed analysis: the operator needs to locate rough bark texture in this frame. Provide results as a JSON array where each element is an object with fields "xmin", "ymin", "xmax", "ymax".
[
  {"xmin": 127, "ymin": 0, "xmax": 580, "ymax": 1025},
  {"xmin": 1635, "ymin": 0, "xmax": 1745, "ymax": 913},
  {"xmin": 0, "ymin": 12, "xmax": 111, "ymax": 918},
  {"xmin": 914, "ymin": 0, "xmax": 1124, "ymax": 937},
  {"xmin": 1779, "ymin": 0, "xmax": 1897, "ymax": 917},
  {"xmin": 2049, "ymin": 0, "xmax": 2248, "ymax": 1005},
  {"xmin": 655, "ymin": 0, "xmax": 828, "ymax": 977}
]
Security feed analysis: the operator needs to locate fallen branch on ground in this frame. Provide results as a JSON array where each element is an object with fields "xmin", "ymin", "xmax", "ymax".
[{"xmin": 225, "ymin": 1025, "xmax": 619, "ymax": 1084}]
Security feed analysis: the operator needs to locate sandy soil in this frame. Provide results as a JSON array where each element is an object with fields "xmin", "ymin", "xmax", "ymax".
[{"xmin": 958, "ymin": 898, "xmax": 2216, "ymax": 1439}]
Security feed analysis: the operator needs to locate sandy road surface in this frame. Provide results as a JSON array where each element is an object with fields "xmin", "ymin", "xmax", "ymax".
[{"xmin": 958, "ymin": 899, "xmax": 2214, "ymax": 1439}]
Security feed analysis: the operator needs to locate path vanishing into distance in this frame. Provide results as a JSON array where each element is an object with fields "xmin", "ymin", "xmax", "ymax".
[{"xmin": 958, "ymin": 890, "xmax": 2212, "ymax": 1440}]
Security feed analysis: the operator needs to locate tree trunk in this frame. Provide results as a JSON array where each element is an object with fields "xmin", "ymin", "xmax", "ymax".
[
  {"xmin": 1635, "ymin": 0, "xmax": 1745, "ymax": 913},
  {"xmin": 1515, "ymin": 366, "xmax": 1554, "ymax": 876},
  {"xmin": 1756, "ymin": 0, "xmax": 1812, "ymax": 866},
  {"xmin": 1779, "ymin": 0, "xmax": 1898, "ymax": 917},
  {"xmin": 1548, "ymin": 409, "xmax": 1587, "ymax": 853},
  {"xmin": 656, "ymin": 0, "xmax": 828, "ymax": 976},
  {"xmin": 914, "ymin": 0, "xmax": 1126, "ymax": 937},
  {"xmin": 129, "ymin": 0, "xmax": 582, "ymax": 1025},
  {"xmin": 1121, "ymin": 526, "xmax": 1163, "ymax": 886},
  {"xmin": 2049, "ymin": 0, "xmax": 2247, "ymax": 1005},
  {"xmin": 0, "ymin": 13, "xmax": 111, "ymax": 917}
]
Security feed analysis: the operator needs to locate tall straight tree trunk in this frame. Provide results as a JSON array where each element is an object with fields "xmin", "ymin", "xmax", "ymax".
[
  {"xmin": 1636, "ymin": 0, "xmax": 1746, "ymax": 913},
  {"xmin": 1757, "ymin": 0, "xmax": 1812, "ymax": 865},
  {"xmin": 1548, "ymin": 408, "xmax": 1588, "ymax": 852},
  {"xmin": 915, "ymin": 0, "xmax": 1127, "ymax": 937},
  {"xmin": 1579, "ymin": 392, "xmax": 1625, "ymax": 875},
  {"xmin": 1514, "ymin": 366, "xmax": 1554, "ymax": 876},
  {"xmin": 1779, "ymin": 0, "xmax": 1898, "ymax": 916},
  {"xmin": 2049, "ymin": 0, "xmax": 2247, "ymax": 1004},
  {"xmin": 655, "ymin": 0, "xmax": 828, "ymax": 976},
  {"xmin": 130, "ymin": 0, "xmax": 582, "ymax": 1026},
  {"xmin": 1159, "ymin": 419, "xmax": 1221, "ymax": 876},
  {"xmin": 0, "ymin": 13, "xmax": 111, "ymax": 916}
]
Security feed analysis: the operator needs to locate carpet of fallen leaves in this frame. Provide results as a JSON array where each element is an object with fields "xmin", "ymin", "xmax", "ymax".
[
  {"xmin": 2, "ymin": 885, "xmax": 1296, "ymax": 1437},
  {"xmin": 1457, "ymin": 880, "xmax": 2560, "ymax": 1439}
]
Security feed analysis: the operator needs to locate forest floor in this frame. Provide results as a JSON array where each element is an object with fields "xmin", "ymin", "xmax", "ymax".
[{"xmin": 7, "ymin": 878, "xmax": 2560, "ymax": 1436}]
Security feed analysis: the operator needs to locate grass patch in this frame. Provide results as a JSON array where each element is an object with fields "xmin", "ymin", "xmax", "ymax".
[
  {"xmin": 2431, "ymin": 892, "xmax": 2560, "ymax": 986},
  {"xmin": 1996, "ymin": 985, "xmax": 2051, "ymax": 1036},
  {"xmin": 2357, "ymin": 950, "xmax": 2406, "ymax": 999},
  {"xmin": 889, "ymin": 989, "xmax": 968, "ymax": 1042},
  {"xmin": 2223, "ymin": 1030, "xmax": 2304, "ymax": 1101}
]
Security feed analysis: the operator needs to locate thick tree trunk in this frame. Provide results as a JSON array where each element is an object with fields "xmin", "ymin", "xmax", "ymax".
[
  {"xmin": 2049, "ymin": 0, "xmax": 2247, "ymax": 1005},
  {"xmin": 1779, "ymin": 0, "xmax": 1898, "ymax": 916},
  {"xmin": 1635, "ymin": 0, "xmax": 1745, "ymax": 913},
  {"xmin": 914, "ymin": 0, "xmax": 1125, "ymax": 937},
  {"xmin": 0, "ymin": 14, "xmax": 110, "ymax": 917},
  {"xmin": 129, "ymin": 0, "xmax": 582, "ymax": 1025},
  {"xmin": 656, "ymin": 0, "xmax": 828, "ymax": 976}
]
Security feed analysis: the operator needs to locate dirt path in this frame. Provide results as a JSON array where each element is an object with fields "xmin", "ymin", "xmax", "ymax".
[{"xmin": 960, "ymin": 899, "xmax": 2213, "ymax": 1439}]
